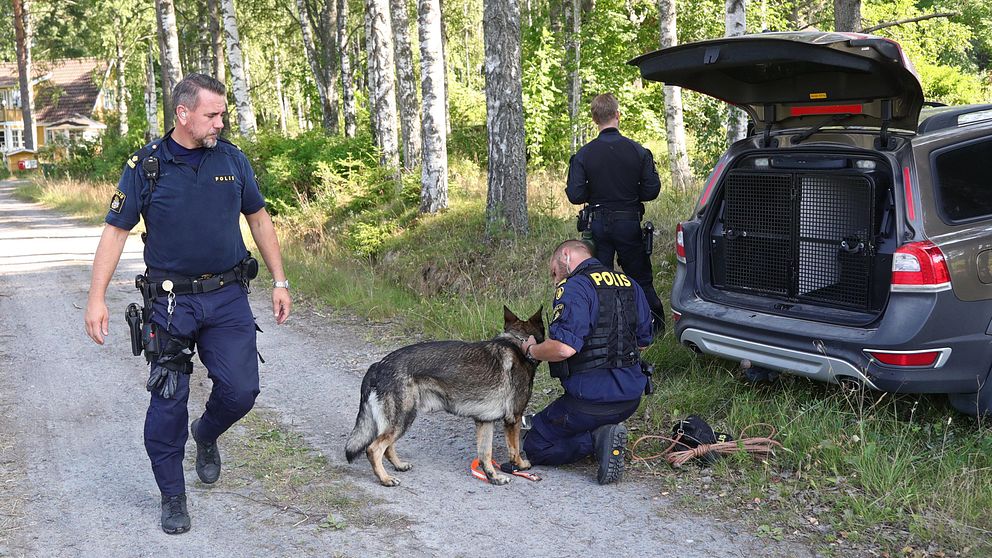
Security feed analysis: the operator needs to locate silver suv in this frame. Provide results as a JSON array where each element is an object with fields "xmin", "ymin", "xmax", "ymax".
[{"xmin": 631, "ymin": 31, "xmax": 992, "ymax": 416}]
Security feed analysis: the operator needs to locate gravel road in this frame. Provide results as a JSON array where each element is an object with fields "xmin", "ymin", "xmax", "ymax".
[{"xmin": 0, "ymin": 178, "xmax": 816, "ymax": 557}]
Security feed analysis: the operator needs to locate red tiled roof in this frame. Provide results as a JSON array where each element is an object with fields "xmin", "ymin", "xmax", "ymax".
[{"xmin": 0, "ymin": 58, "xmax": 106, "ymax": 124}]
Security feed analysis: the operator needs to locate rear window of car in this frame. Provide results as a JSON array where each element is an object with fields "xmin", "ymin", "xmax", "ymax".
[{"xmin": 934, "ymin": 138, "xmax": 992, "ymax": 222}]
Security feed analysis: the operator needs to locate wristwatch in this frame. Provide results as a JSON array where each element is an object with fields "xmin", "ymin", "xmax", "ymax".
[{"xmin": 272, "ymin": 279, "xmax": 290, "ymax": 289}]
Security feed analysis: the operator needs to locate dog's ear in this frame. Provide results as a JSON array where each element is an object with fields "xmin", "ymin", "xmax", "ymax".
[
  {"xmin": 503, "ymin": 305, "xmax": 519, "ymax": 325},
  {"xmin": 528, "ymin": 306, "xmax": 544, "ymax": 326}
]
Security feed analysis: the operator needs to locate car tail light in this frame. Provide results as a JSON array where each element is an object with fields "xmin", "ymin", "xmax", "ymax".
[
  {"xmin": 864, "ymin": 348, "xmax": 950, "ymax": 368},
  {"xmin": 672, "ymin": 310, "xmax": 682, "ymax": 323},
  {"xmin": 675, "ymin": 223, "xmax": 686, "ymax": 263},
  {"xmin": 698, "ymin": 161, "xmax": 726, "ymax": 208},
  {"xmin": 890, "ymin": 241, "xmax": 951, "ymax": 292}
]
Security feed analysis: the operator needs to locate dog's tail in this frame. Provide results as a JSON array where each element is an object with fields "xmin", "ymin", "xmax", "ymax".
[{"xmin": 345, "ymin": 364, "xmax": 384, "ymax": 463}]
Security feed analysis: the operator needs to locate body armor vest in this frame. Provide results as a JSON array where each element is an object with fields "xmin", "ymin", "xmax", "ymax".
[{"xmin": 550, "ymin": 262, "xmax": 640, "ymax": 378}]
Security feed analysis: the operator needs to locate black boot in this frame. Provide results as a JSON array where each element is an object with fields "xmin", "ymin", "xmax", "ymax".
[
  {"xmin": 160, "ymin": 493, "xmax": 190, "ymax": 534},
  {"xmin": 592, "ymin": 423, "xmax": 628, "ymax": 485},
  {"xmin": 190, "ymin": 418, "xmax": 221, "ymax": 484}
]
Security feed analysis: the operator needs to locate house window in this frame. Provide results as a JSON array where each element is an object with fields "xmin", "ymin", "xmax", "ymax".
[
  {"xmin": 11, "ymin": 129, "xmax": 22, "ymax": 149},
  {"xmin": 11, "ymin": 90, "xmax": 20, "ymax": 109},
  {"xmin": 0, "ymin": 130, "xmax": 6, "ymax": 152}
]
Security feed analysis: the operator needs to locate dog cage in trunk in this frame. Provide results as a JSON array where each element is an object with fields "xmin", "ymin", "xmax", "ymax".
[{"xmin": 710, "ymin": 169, "xmax": 879, "ymax": 312}]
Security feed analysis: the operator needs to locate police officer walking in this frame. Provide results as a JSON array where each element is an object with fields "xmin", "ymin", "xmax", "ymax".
[
  {"xmin": 84, "ymin": 74, "xmax": 292, "ymax": 534},
  {"xmin": 566, "ymin": 93, "xmax": 665, "ymax": 334},
  {"xmin": 519, "ymin": 240, "xmax": 653, "ymax": 484}
]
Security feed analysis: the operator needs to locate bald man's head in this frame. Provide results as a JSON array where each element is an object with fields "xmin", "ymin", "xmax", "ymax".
[{"xmin": 549, "ymin": 240, "xmax": 592, "ymax": 283}]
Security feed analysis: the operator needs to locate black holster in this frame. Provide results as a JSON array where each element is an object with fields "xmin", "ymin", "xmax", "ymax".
[{"xmin": 642, "ymin": 221, "xmax": 654, "ymax": 256}]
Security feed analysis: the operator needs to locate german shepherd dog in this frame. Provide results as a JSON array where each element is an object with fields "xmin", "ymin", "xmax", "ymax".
[{"xmin": 345, "ymin": 306, "xmax": 545, "ymax": 486}]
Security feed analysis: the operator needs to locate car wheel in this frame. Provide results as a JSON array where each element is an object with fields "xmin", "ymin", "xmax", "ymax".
[{"xmin": 947, "ymin": 375, "xmax": 992, "ymax": 417}]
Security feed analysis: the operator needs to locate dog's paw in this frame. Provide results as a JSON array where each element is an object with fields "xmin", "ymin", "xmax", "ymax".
[
  {"xmin": 487, "ymin": 473, "xmax": 512, "ymax": 486},
  {"xmin": 515, "ymin": 458, "xmax": 532, "ymax": 470},
  {"xmin": 393, "ymin": 461, "xmax": 413, "ymax": 472},
  {"xmin": 379, "ymin": 476, "xmax": 401, "ymax": 487}
]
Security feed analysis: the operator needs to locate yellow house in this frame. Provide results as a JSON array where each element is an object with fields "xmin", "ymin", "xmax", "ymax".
[{"xmin": 1, "ymin": 58, "xmax": 110, "ymax": 172}]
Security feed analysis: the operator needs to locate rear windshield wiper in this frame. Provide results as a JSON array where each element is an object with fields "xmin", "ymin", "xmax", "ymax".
[{"xmin": 792, "ymin": 114, "xmax": 859, "ymax": 144}]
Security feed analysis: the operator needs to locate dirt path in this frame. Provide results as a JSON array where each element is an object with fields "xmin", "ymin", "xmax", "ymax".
[{"xmin": 0, "ymin": 178, "xmax": 816, "ymax": 557}]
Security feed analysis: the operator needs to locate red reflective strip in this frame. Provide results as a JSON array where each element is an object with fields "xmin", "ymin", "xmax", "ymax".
[
  {"xmin": 867, "ymin": 351, "xmax": 940, "ymax": 367},
  {"xmin": 700, "ymin": 162, "xmax": 726, "ymax": 206},
  {"xmin": 789, "ymin": 104, "xmax": 864, "ymax": 116},
  {"xmin": 902, "ymin": 166, "xmax": 915, "ymax": 220}
]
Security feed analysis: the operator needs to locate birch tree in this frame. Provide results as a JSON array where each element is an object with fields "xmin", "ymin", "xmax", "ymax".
[
  {"xmin": 12, "ymin": 0, "xmax": 34, "ymax": 151},
  {"xmin": 564, "ymin": 0, "xmax": 581, "ymax": 152},
  {"xmin": 295, "ymin": 0, "xmax": 336, "ymax": 132},
  {"xmin": 834, "ymin": 0, "xmax": 861, "ymax": 31},
  {"xmin": 659, "ymin": 0, "xmax": 692, "ymax": 192},
  {"xmin": 319, "ymin": 0, "xmax": 340, "ymax": 134},
  {"xmin": 483, "ymin": 0, "xmax": 528, "ymax": 235},
  {"xmin": 391, "ymin": 0, "xmax": 421, "ymax": 170},
  {"xmin": 208, "ymin": 0, "xmax": 225, "ymax": 83},
  {"xmin": 145, "ymin": 43, "xmax": 160, "ymax": 140},
  {"xmin": 155, "ymin": 0, "xmax": 183, "ymax": 131},
  {"xmin": 220, "ymin": 0, "xmax": 257, "ymax": 136},
  {"xmin": 273, "ymin": 37, "xmax": 288, "ymax": 134},
  {"xmin": 418, "ymin": 0, "xmax": 447, "ymax": 213},
  {"xmin": 338, "ymin": 0, "xmax": 357, "ymax": 137},
  {"xmin": 365, "ymin": 0, "xmax": 401, "ymax": 182},
  {"xmin": 725, "ymin": 0, "xmax": 747, "ymax": 145},
  {"xmin": 114, "ymin": 16, "xmax": 129, "ymax": 136}
]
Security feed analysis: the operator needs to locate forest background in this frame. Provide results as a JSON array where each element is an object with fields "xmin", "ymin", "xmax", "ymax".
[{"xmin": 4, "ymin": 0, "xmax": 992, "ymax": 554}]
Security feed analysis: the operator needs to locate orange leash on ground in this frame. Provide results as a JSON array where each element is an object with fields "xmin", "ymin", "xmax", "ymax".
[
  {"xmin": 629, "ymin": 423, "xmax": 784, "ymax": 467},
  {"xmin": 470, "ymin": 459, "xmax": 542, "ymax": 482}
]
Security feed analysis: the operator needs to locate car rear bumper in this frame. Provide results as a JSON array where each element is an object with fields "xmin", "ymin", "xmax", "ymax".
[{"xmin": 673, "ymin": 269, "xmax": 992, "ymax": 394}]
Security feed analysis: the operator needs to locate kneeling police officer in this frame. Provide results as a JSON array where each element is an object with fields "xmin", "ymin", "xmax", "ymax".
[
  {"xmin": 519, "ymin": 240, "xmax": 653, "ymax": 484},
  {"xmin": 84, "ymin": 74, "xmax": 292, "ymax": 534}
]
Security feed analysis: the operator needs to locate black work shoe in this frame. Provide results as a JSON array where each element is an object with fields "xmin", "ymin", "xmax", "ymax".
[
  {"xmin": 160, "ymin": 493, "xmax": 190, "ymax": 534},
  {"xmin": 190, "ymin": 418, "xmax": 221, "ymax": 484},
  {"xmin": 592, "ymin": 423, "xmax": 628, "ymax": 485}
]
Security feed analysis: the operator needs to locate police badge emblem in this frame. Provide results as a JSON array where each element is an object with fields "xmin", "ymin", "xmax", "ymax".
[{"xmin": 109, "ymin": 190, "xmax": 126, "ymax": 213}]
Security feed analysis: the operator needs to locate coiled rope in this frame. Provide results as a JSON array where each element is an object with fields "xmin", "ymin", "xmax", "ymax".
[{"xmin": 630, "ymin": 423, "xmax": 785, "ymax": 467}]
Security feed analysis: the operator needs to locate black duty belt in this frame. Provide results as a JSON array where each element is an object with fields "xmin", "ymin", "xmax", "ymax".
[
  {"xmin": 592, "ymin": 208, "xmax": 641, "ymax": 221},
  {"xmin": 146, "ymin": 268, "xmax": 244, "ymax": 297}
]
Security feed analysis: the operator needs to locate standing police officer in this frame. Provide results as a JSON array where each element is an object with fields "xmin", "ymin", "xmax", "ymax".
[
  {"xmin": 566, "ymin": 93, "xmax": 665, "ymax": 334},
  {"xmin": 519, "ymin": 240, "xmax": 653, "ymax": 484},
  {"xmin": 84, "ymin": 74, "xmax": 292, "ymax": 534}
]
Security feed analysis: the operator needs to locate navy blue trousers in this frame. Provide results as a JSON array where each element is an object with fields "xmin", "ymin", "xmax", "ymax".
[
  {"xmin": 523, "ymin": 395, "xmax": 639, "ymax": 466},
  {"xmin": 145, "ymin": 284, "xmax": 259, "ymax": 496},
  {"xmin": 591, "ymin": 217, "xmax": 665, "ymax": 321}
]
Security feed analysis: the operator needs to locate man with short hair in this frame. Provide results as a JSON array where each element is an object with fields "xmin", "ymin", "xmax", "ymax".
[
  {"xmin": 520, "ymin": 239, "xmax": 653, "ymax": 484},
  {"xmin": 84, "ymin": 73, "xmax": 292, "ymax": 534},
  {"xmin": 566, "ymin": 93, "xmax": 665, "ymax": 334}
]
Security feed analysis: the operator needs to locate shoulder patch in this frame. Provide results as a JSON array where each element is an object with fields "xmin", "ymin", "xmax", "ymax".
[
  {"xmin": 552, "ymin": 303, "xmax": 565, "ymax": 323},
  {"xmin": 555, "ymin": 285, "xmax": 565, "ymax": 301},
  {"xmin": 109, "ymin": 190, "xmax": 126, "ymax": 213}
]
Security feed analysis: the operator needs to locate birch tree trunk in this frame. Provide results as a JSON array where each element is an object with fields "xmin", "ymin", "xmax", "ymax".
[
  {"xmin": 319, "ymin": 0, "xmax": 340, "ymax": 134},
  {"xmin": 145, "ymin": 44, "xmax": 160, "ymax": 140},
  {"xmin": 365, "ymin": 0, "xmax": 401, "ymax": 183},
  {"xmin": 295, "ymin": 0, "xmax": 335, "ymax": 133},
  {"xmin": 833, "ymin": 0, "xmax": 861, "ymax": 31},
  {"xmin": 155, "ymin": 0, "xmax": 183, "ymax": 130},
  {"xmin": 273, "ymin": 37, "xmax": 288, "ymax": 134},
  {"xmin": 391, "ymin": 0, "xmax": 422, "ymax": 170},
  {"xmin": 220, "ymin": 0, "xmax": 257, "ymax": 136},
  {"xmin": 12, "ymin": 0, "xmax": 34, "ymax": 150},
  {"xmin": 658, "ymin": 0, "xmax": 692, "ymax": 192},
  {"xmin": 724, "ymin": 0, "xmax": 747, "ymax": 145},
  {"xmin": 564, "ymin": 0, "xmax": 581, "ymax": 153},
  {"xmin": 338, "ymin": 0, "xmax": 357, "ymax": 137},
  {"xmin": 114, "ymin": 25, "xmax": 129, "ymax": 137},
  {"xmin": 483, "ymin": 0, "xmax": 528, "ymax": 236},
  {"xmin": 208, "ymin": 0, "xmax": 226, "ymax": 83},
  {"xmin": 418, "ymin": 0, "xmax": 448, "ymax": 213}
]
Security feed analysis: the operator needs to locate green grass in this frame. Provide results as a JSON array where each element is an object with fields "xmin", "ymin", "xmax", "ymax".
[
  {"xmin": 13, "ymin": 177, "xmax": 116, "ymax": 225},
  {"xmin": 21, "ymin": 157, "xmax": 992, "ymax": 556}
]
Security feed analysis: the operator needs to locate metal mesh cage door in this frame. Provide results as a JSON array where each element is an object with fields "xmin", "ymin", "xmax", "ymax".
[
  {"xmin": 797, "ymin": 174, "xmax": 874, "ymax": 310},
  {"xmin": 721, "ymin": 171, "xmax": 794, "ymax": 297}
]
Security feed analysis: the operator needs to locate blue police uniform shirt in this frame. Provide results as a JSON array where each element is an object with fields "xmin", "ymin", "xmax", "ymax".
[
  {"xmin": 105, "ymin": 130, "xmax": 266, "ymax": 277},
  {"xmin": 550, "ymin": 258, "xmax": 653, "ymax": 403}
]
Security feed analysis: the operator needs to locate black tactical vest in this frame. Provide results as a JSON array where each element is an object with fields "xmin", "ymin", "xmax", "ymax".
[{"xmin": 550, "ymin": 262, "xmax": 640, "ymax": 378}]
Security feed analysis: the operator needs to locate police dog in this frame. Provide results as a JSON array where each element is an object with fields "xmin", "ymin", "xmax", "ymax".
[{"xmin": 345, "ymin": 306, "xmax": 544, "ymax": 486}]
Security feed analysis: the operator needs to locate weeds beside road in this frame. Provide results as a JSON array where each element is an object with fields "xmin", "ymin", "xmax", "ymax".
[{"xmin": 18, "ymin": 159, "xmax": 992, "ymax": 556}]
